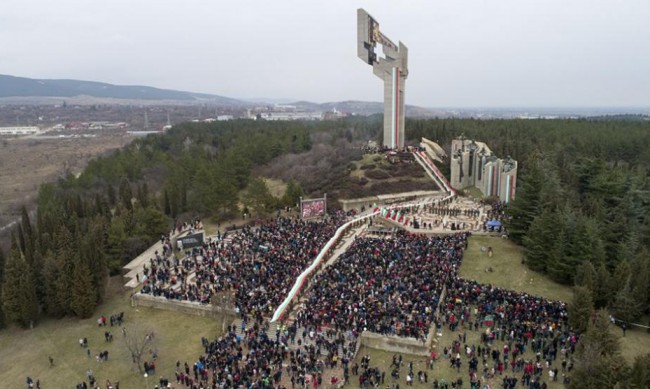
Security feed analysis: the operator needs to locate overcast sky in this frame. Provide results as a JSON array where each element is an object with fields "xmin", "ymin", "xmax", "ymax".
[{"xmin": 1, "ymin": 0, "xmax": 649, "ymax": 108}]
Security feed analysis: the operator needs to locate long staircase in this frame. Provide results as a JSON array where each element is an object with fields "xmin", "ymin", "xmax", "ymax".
[{"xmin": 412, "ymin": 150, "xmax": 455, "ymax": 197}]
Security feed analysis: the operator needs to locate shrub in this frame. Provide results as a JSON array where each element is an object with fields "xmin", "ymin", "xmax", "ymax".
[{"xmin": 365, "ymin": 169, "xmax": 391, "ymax": 180}]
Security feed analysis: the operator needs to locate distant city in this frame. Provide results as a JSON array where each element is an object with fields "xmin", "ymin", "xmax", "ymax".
[{"xmin": 0, "ymin": 74, "xmax": 648, "ymax": 137}]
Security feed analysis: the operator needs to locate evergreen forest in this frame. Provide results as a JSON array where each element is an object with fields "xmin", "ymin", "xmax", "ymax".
[{"xmin": 1, "ymin": 116, "xmax": 649, "ymax": 337}]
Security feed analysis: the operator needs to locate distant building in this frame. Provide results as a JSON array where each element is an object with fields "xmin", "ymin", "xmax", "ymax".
[
  {"xmin": 322, "ymin": 108, "xmax": 348, "ymax": 121},
  {"xmin": 450, "ymin": 136, "xmax": 517, "ymax": 202},
  {"xmin": 126, "ymin": 130, "xmax": 162, "ymax": 137},
  {"xmin": 0, "ymin": 126, "xmax": 40, "ymax": 136},
  {"xmin": 258, "ymin": 112, "xmax": 322, "ymax": 121}
]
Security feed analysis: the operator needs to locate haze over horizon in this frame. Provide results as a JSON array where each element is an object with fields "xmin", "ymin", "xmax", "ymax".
[{"xmin": 1, "ymin": 0, "xmax": 649, "ymax": 108}]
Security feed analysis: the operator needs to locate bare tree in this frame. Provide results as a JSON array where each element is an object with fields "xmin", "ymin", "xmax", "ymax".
[
  {"xmin": 122, "ymin": 323, "xmax": 157, "ymax": 373},
  {"xmin": 212, "ymin": 292, "xmax": 237, "ymax": 333}
]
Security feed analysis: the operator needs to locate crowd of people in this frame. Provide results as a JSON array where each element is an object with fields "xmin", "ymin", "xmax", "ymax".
[
  {"xmin": 298, "ymin": 232, "xmax": 470, "ymax": 339},
  {"xmin": 140, "ymin": 212, "xmax": 350, "ymax": 320},
  {"xmin": 434, "ymin": 276, "xmax": 574, "ymax": 388},
  {"xmin": 170, "ymin": 312, "xmax": 358, "ymax": 388},
  {"xmin": 135, "ymin": 201, "xmax": 574, "ymax": 388}
]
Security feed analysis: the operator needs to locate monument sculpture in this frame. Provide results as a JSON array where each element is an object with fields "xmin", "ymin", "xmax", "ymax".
[
  {"xmin": 450, "ymin": 136, "xmax": 518, "ymax": 203},
  {"xmin": 357, "ymin": 8, "xmax": 408, "ymax": 149}
]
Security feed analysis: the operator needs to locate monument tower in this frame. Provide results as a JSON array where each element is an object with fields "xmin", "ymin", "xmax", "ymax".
[{"xmin": 357, "ymin": 8, "xmax": 409, "ymax": 149}]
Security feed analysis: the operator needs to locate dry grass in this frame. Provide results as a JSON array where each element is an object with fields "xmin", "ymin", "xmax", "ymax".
[
  {"xmin": 0, "ymin": 135, "xmax": 127, "ymax": 223},
  {"xmin": 262, "ymin": 177, "xmax": 287, "ymax": 198},
  {"xmin": 464, "ymin": 187, "xmax": 484, "ymax": 200},
  {"xmin": 0, "ymin": 278, "xmax": 223, "ymax": 388},
  {"xmin": 614, "ymin": 319, "xmax": 650, "ymax": 364},
  {"xmin": 459, "ymin": 235, "xmax": 573, "ymax": 302},
  {"xmin": 350, "ymin": 154, "xmax": 384, "ymax": 179}
]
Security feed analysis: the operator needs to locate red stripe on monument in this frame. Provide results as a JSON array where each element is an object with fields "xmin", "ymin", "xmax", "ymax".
[{"xmin": 395, "ymin": 68, "xmax": 399, "ymax": 148}]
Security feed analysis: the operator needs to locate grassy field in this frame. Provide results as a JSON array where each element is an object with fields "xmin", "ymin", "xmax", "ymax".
[
  {"xmin": 263, "ymin": 177, "xmax": 287, "ymax": 199},
  {"xmin": 459, "ymin": 235, "xmax": 573, "ymax": 302},
  {"xmin": 0, "ymin": 135, "xmax": 127, "ymax": 226},
  {"xmin": 464, "ymin": 187, "xmax": 485, "ymax": 200},
  {"xmin": 459, "ymin": 236, "xmax": 650, "ymax": 363},
  {"xmin": 0, "ymin": 278, "xmax": 223, "ymax": 388},
  {"xmin": 350, "ymin": 154, "xmax": 383, "ymax": 179}
]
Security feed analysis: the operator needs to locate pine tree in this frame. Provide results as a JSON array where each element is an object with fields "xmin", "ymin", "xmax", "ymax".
[
  {"xmin": 568, "ymin": 286, "xmax": 594, "ymax": 333},
  {"xmin": 21, "ymin": 205, "xmax": 33, "ymax": 246},
  {"xmin": 547, "ymin": 224, "xmax": 578, "ymax": 284},
  {"xmin": 570, "ymin": 215, "xmax": 591, "ymax": 262},
  {"xmin": 107, "ymin": 184, "xmax": 117, "ymax": 206},
  {"xmin": 611, "ymin": 278, "xmax": 643, "ymax": 324},
  {"xmin": 1, "ymin": 247, "xmax": 39, "ymax": 328},
  {"xmin": 106, "ymin": 217, "xmax": 127, "ymax": 273},
  {"xmin": 82, "ymin": 217, "xmax": 109, "ymax": 303},
  {"xmin": 119, "ymin": 177, "xmax": 134, "ymax": 211},
  {"xmin": 282, "ymin": 179, "xmax": 304, "ymax": 207},
  {"xmin": 242, "ymin": 178, "xmax": 274, "ymax": 217},
  {"xmin": 506, "ymin": 156, "xmax": 545, "ymax": 244},
  {"xmin": 191, "ymin": 164, "xmax": 217, "ymax": 213},
  {"xmin": 56, "ymin": 250, "xmax": 74, "ymax": 316},
  {"xmin": 629, "ymin": 353, "xmax": 650, "ymax": 389},
  {"xmin": 0, "ymin": 247, "xmax": 6, "ymax": 328},
  {"xmin": 41, "ymin": 252, "xmax": 65, "ymax": 317},
  {"xmin": 569, "ymin": 310, "xmax": 629, "ymax": 389},
  {"xmin": 162, "ymin": 189, "xmax": 172, "ymax": 216},
  {"xmin": 629, "ymin": 251, "xmax": 650, "ymax": 312},
  {"xmin": 593, "ymin": 263, "xmax": 613, "ymax": 309},
  {"xmin": 17, "ymin": 225, "xmax": 26, "ymax": 258},
  {"xmin": 70, "ymin": 257, "xmax": 97, "ymax": 318},
  {"xmin": 612, "ymin": 260, "xmax": 632, "ymax": 295},
  {"xmin": 523, "ymin": 209, "xmax": 562, "ymax": 273},
  {"xmin": 574, "ymin": 261, "xmax": 596, "ymax": 291},
  {"xmin": 30, "ymin": 239, "xmax": 45, "ymax": 306},
  {"xmin": 137, "ymin": 182, "xmax": 150, "ymax": 208}
]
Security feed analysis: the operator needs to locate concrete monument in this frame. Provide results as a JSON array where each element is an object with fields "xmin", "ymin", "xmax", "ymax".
[
  {"xmin": 450, "ymin": 136, "xmax": 518, "ymax": 203},
  {"xmin": 357, "ymin": 8, "xmax": 408, "ymax": 149}
]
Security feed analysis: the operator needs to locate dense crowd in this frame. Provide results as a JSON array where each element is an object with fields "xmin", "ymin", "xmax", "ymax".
[
  {"xmin": 172, "ymin": 313, "xmax": 358, "ymax": 389},
  {"xmin": 298, "ymin": 232, "xmax": 470, "ymax": 339},
  {"xmin": 138, "ymin": 203, "xmax": 574, "ymax": 388},
  {"xmin": 436, "ymin": 277, "xmax": 574, "ymax": 388},
  {"xmin": 140, "ymin": 212, "xmax": 350, "ymax": 318}
]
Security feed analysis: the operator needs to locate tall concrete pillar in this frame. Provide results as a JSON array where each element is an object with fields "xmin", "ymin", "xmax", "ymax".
[{"xmin": 358, "ymin": 9, "xmax": 408, "ymax": 149}]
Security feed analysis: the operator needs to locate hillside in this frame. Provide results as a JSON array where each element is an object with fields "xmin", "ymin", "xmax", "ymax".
[{"xmin": 0, "ymin": 74, "xmax": 244, "ymax": 105}]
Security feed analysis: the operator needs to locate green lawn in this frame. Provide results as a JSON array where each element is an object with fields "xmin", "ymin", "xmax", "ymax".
[
  {"xmin": 459, "ymin": 235, "xmax": 573, "ymax": 302},
  {"xmin": 615, "ymin": 319, "xmax": 650, "ymax": 364},
  {"xmin": 0, "ymin": 278, "xmax": 223, "ymax": 388},
  {"xmin": 464, "ymin": 187, "xmax": 484, "ymax": 200}
]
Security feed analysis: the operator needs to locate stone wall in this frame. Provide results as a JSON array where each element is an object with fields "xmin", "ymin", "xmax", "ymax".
[
  {"xmin": 339, "ymin": 190, "xmax": 440, "ymax": 212},
  {"xmin": 359, "ymin": 286, "xmax": 446, "ymax": 357},
  {"xmin": 132, "ymin": 293, "xmax": 237, "ymax": 318},
  {"xmin": 360, "ymin": 331, "xmax": 430, "ymax": 356}
]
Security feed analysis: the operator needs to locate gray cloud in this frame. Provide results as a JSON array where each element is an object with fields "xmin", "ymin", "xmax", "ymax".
[{"xmin": 1, "ymin": 0, "xmax": 648, "ymax": 107}]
